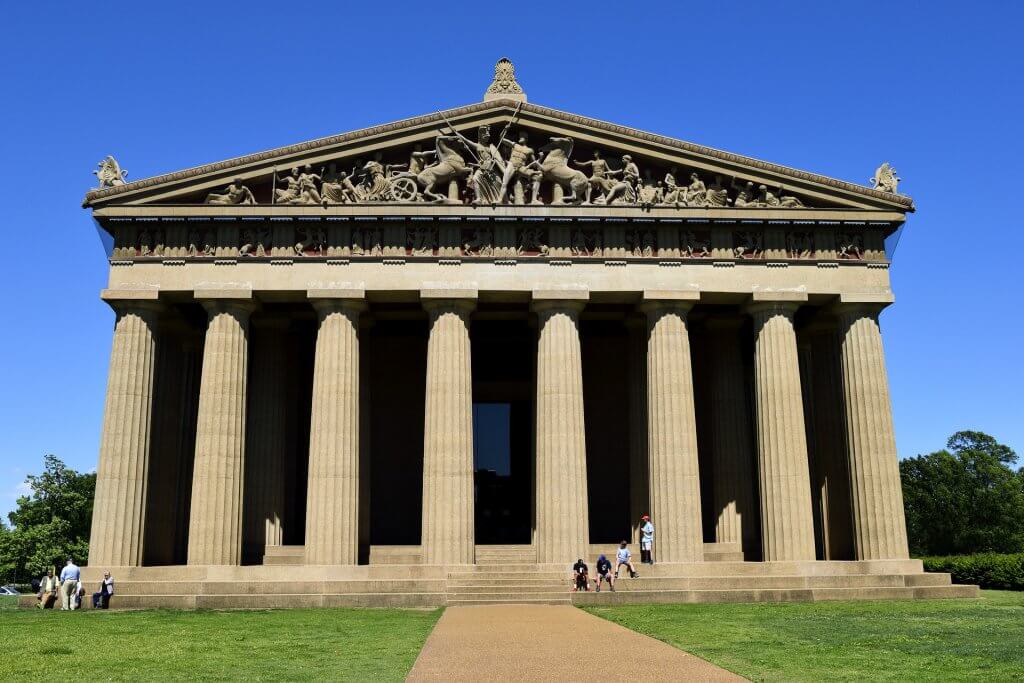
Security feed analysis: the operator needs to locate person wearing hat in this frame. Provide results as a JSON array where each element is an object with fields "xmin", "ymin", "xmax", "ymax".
[
  {"xmin": 639, "ymin": 515, "xmax": 655, "ymax": 564},
  {"xmin": 594, "ymin": 554, "xmax": 614, "ymax": 592}
]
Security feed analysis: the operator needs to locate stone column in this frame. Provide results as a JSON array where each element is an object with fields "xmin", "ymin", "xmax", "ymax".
[
  {"xmin": 533, "ymin": 293, "xmax": 589, "ymax": 564},
  {"xmin": 706, "ymin": 317, "xmax": 757, "ymax": 553},
  {"xmin": 747, "ymin": 298, "xmax": 816, "ymax": 561},
  {"xmin": 641, "ymin": 294, "xmax": 703, "ymax": 563},
  {"xmin": 187, "ymin": 297, "xmax": 255, "ymax": 566},
  {"xmin": 836, "ymin": 302, "xmax": 909, "ymax": 560},
  {"xmin": 304, "ymin": 292, "xmax": 365, "ymax": 565},
  {"xmin": 89, "ymin": 296, "xmax": 161, "ymax": 567},
  {"xmin": 625, "ymin": 316, "xmax": 648, "ymax": 545},
  {"xmin": 420, "ymin": 292, "xmax": 476, "ymax": 565},
  {"xmin": 243, "ymin": 317, "xmax": 289, "ymax": 563}
]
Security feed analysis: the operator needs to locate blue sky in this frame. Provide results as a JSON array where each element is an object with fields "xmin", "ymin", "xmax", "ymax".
[{"xmin": 2, "ymin": 2, "xmax": 1021, "ymax": 515}]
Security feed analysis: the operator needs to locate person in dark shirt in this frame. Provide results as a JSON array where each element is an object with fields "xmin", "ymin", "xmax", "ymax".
[
  {"xmin": 594, "ymin": 554, "xmax": 615, "ymax": 592},
  {"xmin": 571, "ymin": 559, "xmax": 590, "ymax": 592}
]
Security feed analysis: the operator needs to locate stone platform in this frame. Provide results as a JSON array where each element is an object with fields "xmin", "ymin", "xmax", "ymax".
[{"xmin": 22, "ymin": 550, "xmax": 977, "ymax": 610}]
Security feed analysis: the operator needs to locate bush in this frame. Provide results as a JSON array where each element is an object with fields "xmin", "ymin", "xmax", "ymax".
[{"xmin": 922, "ymin": 553, "xmax": 1024, "ymax": 590}]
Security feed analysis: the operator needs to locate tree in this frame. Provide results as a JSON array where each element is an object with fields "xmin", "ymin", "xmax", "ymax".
[
  {"xmin": 901, "ymin": 431, "xmax": 1024, "ymax": 556},
  {"xmin": 0, "ymin": 455, "xmax": 95, "ymax": 584}
]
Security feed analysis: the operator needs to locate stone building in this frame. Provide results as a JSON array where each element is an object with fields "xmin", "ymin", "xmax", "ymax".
[{"xmin": 79, "ymin": 61, "xmax": 973, "ymax": 606}]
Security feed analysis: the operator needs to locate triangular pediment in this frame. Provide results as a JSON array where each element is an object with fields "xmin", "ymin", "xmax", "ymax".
[{"xmin": 83, "ymin": 99, "xmax": 912, "ymax": 213}]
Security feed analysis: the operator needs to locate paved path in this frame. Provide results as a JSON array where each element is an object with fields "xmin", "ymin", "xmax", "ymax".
[{"xmin": 407, "ymin": 605, "xmax": 743, "ymax": 682}]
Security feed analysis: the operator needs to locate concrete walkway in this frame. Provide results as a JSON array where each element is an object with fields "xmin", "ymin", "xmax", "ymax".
[{"xmin": 407, "ymin": 605, "xmax": 743, "ymax": 682}]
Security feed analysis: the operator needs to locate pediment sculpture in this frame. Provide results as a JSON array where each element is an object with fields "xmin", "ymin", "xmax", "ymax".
[{"xmin": 201, "ymin": 127, "xmax": 816, "ymax": 210}]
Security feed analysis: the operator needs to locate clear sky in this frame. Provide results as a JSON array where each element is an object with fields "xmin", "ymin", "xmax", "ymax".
[{"xmin": 2, "ymin": 2, "xmax": 1021, "ymax": 515}]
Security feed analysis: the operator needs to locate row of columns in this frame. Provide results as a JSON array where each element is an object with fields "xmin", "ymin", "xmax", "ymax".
[{"xmin": 88, "ymin": 290, "xmax": 908, "ymax": 567}]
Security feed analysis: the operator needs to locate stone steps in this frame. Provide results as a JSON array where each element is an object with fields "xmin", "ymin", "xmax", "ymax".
[{"xmin": 572, "ymin": 584, "xmax": 979, "ymax": 605}]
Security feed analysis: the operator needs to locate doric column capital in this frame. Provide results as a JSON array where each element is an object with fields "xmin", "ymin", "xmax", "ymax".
[
  {"xmin": 422, "ymin": 298, "xmax": 476, "ymax": 314},
  {"xmin": 639, "ymin": 289, "xmax": 699, "ymax": 318},
  {"xmin": 531, "ymin": 289, "xmax": 588, "ymax": 316},
  {"xmin": 745, "ymin": 290, "xmax": 807, "ymax": 319},
  {"xmin": 307, "ymin": 288, "xmax": 367, "ymax": 317},
  {"xmin": 100, "ymin": 289, "xmax": 164, "ymax": 318}
]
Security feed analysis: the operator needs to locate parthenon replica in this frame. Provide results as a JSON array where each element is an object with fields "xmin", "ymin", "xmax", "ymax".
[{"xmin": 81, "ymin": 60, "xmax": 974, "ymax": 607}]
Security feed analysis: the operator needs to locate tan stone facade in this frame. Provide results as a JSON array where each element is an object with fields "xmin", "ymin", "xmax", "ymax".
[{"xmin": 79, "ymin": 73, "xmax": 974, "ymax": 606}]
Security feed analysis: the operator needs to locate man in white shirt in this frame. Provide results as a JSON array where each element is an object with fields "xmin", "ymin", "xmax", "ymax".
[
  {"xmin": 639, "ymin": 515, "xmax": 655, "ymax": 564},
  {"xmin": 58, "ymin": 558, "xmax": 81, "ymax": 610},
  {"xmin": 92, "ymin": 571, "xmax": 114, "ymax": 609},
  {"xmin": 37, "ymin": 569, "xmax": 58, "ymax": 609}
]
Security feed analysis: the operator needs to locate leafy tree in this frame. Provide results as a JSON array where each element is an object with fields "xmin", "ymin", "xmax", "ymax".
[
  {"xmin": 901, "ymin": 431, "xmax": 1024, "ymax": 556},
  {"xmin": 0, "ymin": 455, "xmax": 95, "ymax": 584}
]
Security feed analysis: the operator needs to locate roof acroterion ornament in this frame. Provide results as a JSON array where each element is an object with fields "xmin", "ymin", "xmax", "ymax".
[
  {"xmin": 869, "ymin": 162, "xmax": 901, "ymax": 194},
  {"xmin": 484, "ymin": 57, "xmax": 526, "ymax": 103},
  {"xmin": 93, "ymin": 155, "xmax": 128, "ymax": 188}
]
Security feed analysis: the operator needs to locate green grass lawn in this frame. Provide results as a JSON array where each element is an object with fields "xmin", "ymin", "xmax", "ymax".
[
  {"xmin": 0, "ymin": 606, "xmax": 441, "ymax": 682},
  {"xmin": 583, "ymin": 590, "xmax": 1024, "ymax": 682}
]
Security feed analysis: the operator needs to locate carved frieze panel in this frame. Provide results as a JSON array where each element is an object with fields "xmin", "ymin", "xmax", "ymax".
[
  {"xmin": 785, "ymin": 231, "xmax": 814, "ymax": 259},
  {"xmin": 516, "ymin": 226, "xmax": 549, "ymax": 256},
  {"xmin": 462, "ymin": 226, "xmax": 495, "ymax": 257},
  {"xmin": 407, "ymin": 226, "xmax": 438, "ymax": 256},
  {"xmin": 733, "ymin": 230, "xmax": 763, "ymax": 259},
  {"xmin": 681, "ymin": 229, "xmax": 711, "ymax": 258},
  {"xmin": 627, "ymin": 227, "xmax": 656, "ymax": 257},
  {"xmin": 570, "ymin": 227, "xmax": 603, "ymax": 257},
  {"xmin": 836, "ymin": 231, "xmax": 864, "ymax": 260}
]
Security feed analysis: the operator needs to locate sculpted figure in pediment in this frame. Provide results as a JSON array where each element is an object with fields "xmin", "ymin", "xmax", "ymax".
[
  {"xmin": 320, "ymin": 164, "xmax": 360, "ymax": 204},
  {"xmin": 446, "ymin": 125, "xmax": 505, "ymax": 204},
  {"xmin": 274, "ymin": 168, "xmax": 302, "ymax": 204},
  {"xmin": 599, "ymin": 155, "xmax": 640, "ymax": 205},
  {"xmin": 573, "ymin": 149, "xmax": 616, "ymax": 204},
  {"xmin": 661, "ymin": 171, "xmax": 684, "ymax": 206},
  {"xmin": 414, "ymin": 133, "xmax": 469, "ymax": 203},
  {"xmin": 206, "ymin": 178, "xmax": 256, "ymax": 205},
  {"xmin": 537, "ymin": 137, "xmax": 589, "ymax": 204},
  {"xmin": 499, "ymin": 132, "xmax": 543, "ymax": 204}
]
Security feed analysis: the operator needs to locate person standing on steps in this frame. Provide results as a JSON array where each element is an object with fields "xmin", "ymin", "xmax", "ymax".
[{"xmin": 639, "ymin": 515, "xmax": 655, "ymax": 564}]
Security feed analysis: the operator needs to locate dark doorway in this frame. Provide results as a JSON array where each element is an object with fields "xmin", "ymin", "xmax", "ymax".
[
  {"xmin": 473, "ymin": 402, "xmax": 532, "ymax": 544},
  {"xmin": 471, "ymin": 317, "xmax": 534, "ymax": 545}
]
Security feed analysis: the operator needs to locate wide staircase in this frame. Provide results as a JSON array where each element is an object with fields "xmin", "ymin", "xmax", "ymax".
[
  {"xmin": 445, "ymin": 545, "xmax": 570, "ymax": 606},
  {"xmin": 26, "ymin": 544, "xmax": 976, "ymax": 609}
]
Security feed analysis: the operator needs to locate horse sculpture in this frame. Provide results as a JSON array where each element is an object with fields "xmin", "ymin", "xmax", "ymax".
[
  {"xmin": 537, "ymin": 137, "xmax": 589, "ymax": 203},
  {"xmin": 415, "ymin": 134, "xmax": 469, "ymax": 203}
]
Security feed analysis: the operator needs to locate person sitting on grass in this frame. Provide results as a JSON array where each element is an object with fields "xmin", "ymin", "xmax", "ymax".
[
  {"xmin": 615, "ymin": 541, "xmax": 639, "ymax": 579},
  {"xmin": 571, "ymin": 558, "xmax": 590, "ymax": 592},
  {"xmin": 594, "ymin": 554, "xmax": 615, "ymax": 592}
]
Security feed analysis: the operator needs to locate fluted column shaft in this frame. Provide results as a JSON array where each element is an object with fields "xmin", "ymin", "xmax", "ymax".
[
  {"xmin": 837, "ymin": 305, "xmax": 909, "ymax": 559},
  {"xmin": 244, "ymin": 318, "xmax": 289, "ymax": 563},
  {"xmin": 626, "ymin": 317, "xmax": 649, "ymax": 544},
  {"xmin": 749, "ymin": 302, "xmax": 816, "ymax": 561},
  {"xmin": 642, "ymin": 301, "xmax": 703, "ymax": 562},
  {"xmin": 421, "ymin": 298, "xmax": 475, "ymax": 565},
  {"xmin": 707, "ymin": 318, "xmax": 757, "ymax": 551},
  {"xmin": 187, "ymin": 300, "xmax": 254, "ymax": 566},
  {"xmin": 89, "ymin": 300, "xmax": 161, "ymax": 567},
  {"xmin": 534, "ymin": 300, "xmax": 589, "ymax": 564},
  {"xmin": 305, "ymin": 299, "xmax": 363, "ymax": 565}
]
